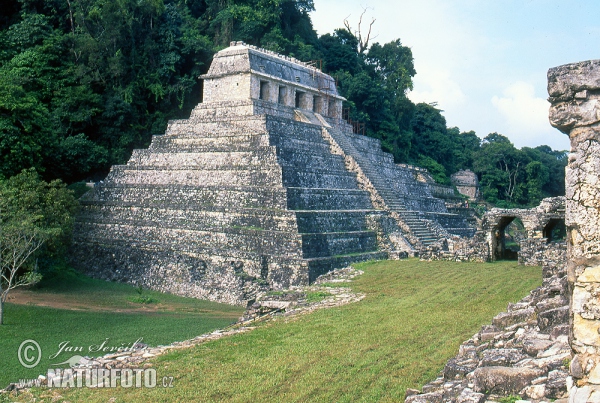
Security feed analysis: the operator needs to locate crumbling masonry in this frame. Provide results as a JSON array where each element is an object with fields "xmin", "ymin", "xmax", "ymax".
[
  {"xmin": 549, "ymin": 60, "xmax": 600, "ymax": 402},
  {"xmin": 71, "ymin": 42, "xmax": 474, "ymax": 304}
]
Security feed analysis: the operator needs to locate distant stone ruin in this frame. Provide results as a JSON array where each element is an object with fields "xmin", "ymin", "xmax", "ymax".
[
  {"xmin": 451, "ymin": 169, "xmax": 479, "ymax": 201},
  {"xmin": 481, "ymin": 197, "xmax": 566, "ymax": 266},
  {"xmin": 71, "ymin": 42, "xmax": 474, "ymax": 305},
  {"xmin": 420, "ymin": 196, "xmax": 567, "ymax": 267}
]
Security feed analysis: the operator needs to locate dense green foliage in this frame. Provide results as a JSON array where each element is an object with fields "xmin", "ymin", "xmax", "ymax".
[
  {"xmin": 0, "ymin": 0, "xmax": 566, "ymax": 206},
  {"xmin": 0, "ymin": 169, "xmax": 78, "ymax": 324},
  {"xmin": 0, "ymin": 169, "xmax": 78, "ymax": 271}
]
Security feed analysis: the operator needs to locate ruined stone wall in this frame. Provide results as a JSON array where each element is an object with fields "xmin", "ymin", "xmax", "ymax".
[
  {"xmin": 420, "ymin": 197, "xmax": 567, "ymax": 267},
  {"xmin": 451, "ymin": 169, "xmax": 480, "ymax": 201},
  {"xmin": 518, "ymin": 238, "xmax": 568, "ymax": 268},
  {"xmin": 549, "ymin": 60, "xmax": 600, "ymax": 401},
  {"xmin": 405, "ymin": 263, "xmax": 570, "ymax": 403}
]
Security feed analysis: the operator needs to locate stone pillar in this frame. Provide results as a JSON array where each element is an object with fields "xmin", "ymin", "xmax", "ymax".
[{"xmin": 549, "ymin": 60, "xmax": 600, "ymax": 402}]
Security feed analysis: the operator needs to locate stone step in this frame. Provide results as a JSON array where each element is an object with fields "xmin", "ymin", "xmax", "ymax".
[
  {"xmin": 277, "ymin": 153, "xmax": 345, "ymax": 169},
  {"xmin": 149, "ymin": 133, "xmax": 269, "ymax": 148},
  {"xmin": 148, "ymin": 138, "xmax": 277, "ymax": 153},
  {"xmin": 286, "ymin": 187, "xmax": 374, "ymax": 210},
  {"xmin": 73, "ymin": 222, "xmax": 303, "ymax": 257},
  {"xmin": 282, "ymin": 170, "xmax": 358, "ymax": 189},
  {"xmin": 301, "ymin": 231, "xmax": 379, "ymax": 258},
  {"xmin": 272, "ymin": 142, "xmax": 334, "ymax": 160},
  {"xmin": 81, "ymin": 184, "xmax": 289, "ymax": 210},
  {"xmin": 77, "ymin": 205, "xmax": 298, "ymax": 233},
  {"xmin": 165, "ymin": 116, "xmax": 267, "ymax": 135},
  {"xmin": 295, "ymin": 210, "xmax": 372, "ymax": 233},
  {"xmin": 127, "ymin": 150, "xmax": 278, "ymax": 169},
  {"xmin": 105, "ymin": 166, "xmax": 283, "ymax": 187},
  {"xmin": 268, "ymin": 128, "xmax": 325, "ymax": 144},
  {"xmin": 270, "ymin": 136, "xmax": 331, "ymax": 152}
]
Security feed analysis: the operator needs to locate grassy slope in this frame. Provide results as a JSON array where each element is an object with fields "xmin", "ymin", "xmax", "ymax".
[
  {"xmin": 12, "ymin": 259, "xmax": 542, "ymax": 403},
  {"xmin": 0, "ymin": 272, "xmax": 244, "ymax": 388}
]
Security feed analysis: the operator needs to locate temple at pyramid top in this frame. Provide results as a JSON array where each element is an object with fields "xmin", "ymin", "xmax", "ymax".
[{"xmin": 199, "ymin": 41, "xmax": 345, "ymax": 121}]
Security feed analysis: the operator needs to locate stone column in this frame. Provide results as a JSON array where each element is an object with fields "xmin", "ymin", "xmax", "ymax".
[{"xmin": 549, "ymin": 60, "xmax": 600, "ymax": 402}]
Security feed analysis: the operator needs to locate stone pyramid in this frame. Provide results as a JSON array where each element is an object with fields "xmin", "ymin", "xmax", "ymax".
[{"xmin": 71, "ymin": 42, "xmax": 473, "ymax": 305}]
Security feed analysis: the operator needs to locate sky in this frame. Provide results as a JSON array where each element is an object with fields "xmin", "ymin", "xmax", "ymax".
[{"xmin": 310, "ymin": 0, "xmax": 600, "ymax": 151}]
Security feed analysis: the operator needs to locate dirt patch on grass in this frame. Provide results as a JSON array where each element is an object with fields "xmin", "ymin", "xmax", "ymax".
[{"xmin": 6, "ymin": 289, "xmax": 178, "ymax": 314}]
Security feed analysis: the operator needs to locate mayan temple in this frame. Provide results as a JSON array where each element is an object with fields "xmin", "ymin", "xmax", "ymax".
[{"xmin": 71, "ymin": 42, "xmax": 474, "ymax": 305}]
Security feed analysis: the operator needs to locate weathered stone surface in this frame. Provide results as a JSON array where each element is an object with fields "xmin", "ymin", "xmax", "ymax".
[
  {"xmin": 549, "ymin": 59, "xmax": 600, "ymax": 399},
  {"xmin": 455, "ymin": 388, "xmax": 485, "ymax": 403},
  {"xmin": 522, "ymin": 384, "xmax": 546, "ymax": 400},
  {"xmin": 480, "ymin": 349, "xmax": 528, "ymax": 367},
  {"xmin": 405, "ymin": 388, "xmax": 421, "ymax": 397},
  {"xmin": 451, "ymin": 170, "xmax": 479, "ymax": 201},
  {"xmin": 548, "ymin": 60, "xmax": 600, "ymax": 133},
  {"xmin": 492, "ymin": 307, "xmax": 536, "ymax": 328},
  {"xmin": 538, "ymin": 306, "xmax": 570, "ymax": 331},
  {"xmin": 405, "ymin": 391, "xmax": 443, "ymax": 403},
  {"xmin": 522, "ymin": 338, "xmax": 554, "ymax": 357},
  {"xmin": 444, "ymin": 358, "xmax": 478, "ymax": 379},
  {"xmin": 473, "ymin": 367, "xmax": 544, "ymax": 395},
  {"xmin": 545, "ymin": 369, "xmax": 569, "ymax": 399}
]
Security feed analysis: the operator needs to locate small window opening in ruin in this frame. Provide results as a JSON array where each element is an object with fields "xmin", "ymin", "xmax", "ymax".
[
  {"xmin": 494, "ymin": 216, "xmax": 525, "ymax": 261},
  {"xmin": 543, "ymin": 218, "xmax": 567, "ymax": 243},
  {"xmin": 313, "ymin": 95, "xmax": 321, "ymax": 113},
  {"xmin": 259, "ymin": 81, "xmax": 269, "ymax": 100},
  {"xmin": 295, "ymin": 91, "xmax": 304, "ymax": 108},
  {"xmin": 328, "ymin": 98, "xmax": 336, "ymax": 118},
  {"xmin": 278, "ymin": 86, "xmax": 286, "ymax": 105}
]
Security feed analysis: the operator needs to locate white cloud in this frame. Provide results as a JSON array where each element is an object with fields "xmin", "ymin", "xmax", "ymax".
[
  {"xmin": 408, "ymin": 66, "xmax": 467, "ymax": 109},
  {"xmin": 491, "ymin": 82, "xmax": 551, "ymax": 143},
  {"xmin": 310, "ymin": 1, "xmax": 573, "ymax": 150}
]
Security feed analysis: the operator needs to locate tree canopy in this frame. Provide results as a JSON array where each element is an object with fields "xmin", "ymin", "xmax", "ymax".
[{"xmin": 0, "ymin": 0, "xmax": 566, "ymax": 207}]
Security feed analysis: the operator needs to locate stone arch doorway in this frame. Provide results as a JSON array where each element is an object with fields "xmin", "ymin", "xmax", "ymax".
[
  {"xmin": 483, "ymin": 197, "xmax": 566, "ymax": 263},
  {"xmin": 492, "ymin": 216, "xmax": 525, "ymax": 261}
]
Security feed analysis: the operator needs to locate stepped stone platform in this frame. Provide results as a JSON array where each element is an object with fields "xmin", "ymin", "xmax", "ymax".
[{"xmin": 71, "ymin": 42, "xmax": 475, "ymax": 304}]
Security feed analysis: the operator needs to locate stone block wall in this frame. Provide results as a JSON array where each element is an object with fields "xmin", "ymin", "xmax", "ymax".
[{"xmin": 518, "ymin": 238, "xmax": 568, "ymax": 268}]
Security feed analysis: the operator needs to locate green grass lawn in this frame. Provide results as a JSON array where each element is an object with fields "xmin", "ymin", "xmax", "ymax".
[
  {"xmin": 0, "ymin": 271, "xmax": 244, "ymax": 389},
  {"xmin": 5, "ymin": 259, "xmax": 542, "ymax": 403}
]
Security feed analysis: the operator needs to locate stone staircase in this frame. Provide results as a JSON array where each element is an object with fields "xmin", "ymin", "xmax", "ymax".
[
  {"xmin": 327, "ymin": 128, "xmax": 439, "ymax": 246},
  {"xmin": 326, "ymin": 126, "xmax": 475, "ymax": 246}
]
